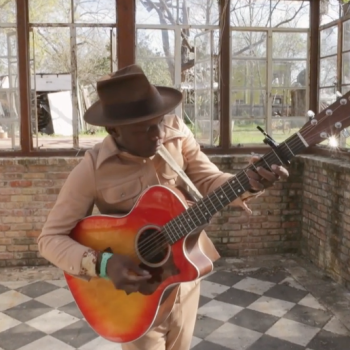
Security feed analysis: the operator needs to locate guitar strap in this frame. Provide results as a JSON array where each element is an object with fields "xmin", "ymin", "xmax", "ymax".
[
  {"xmin": 157, "ymin": 144, "xmax": 221, "ymax": 264},
  {"xmin": 157, "ymin": 144, "xmax": 203, "ymax": 202}
]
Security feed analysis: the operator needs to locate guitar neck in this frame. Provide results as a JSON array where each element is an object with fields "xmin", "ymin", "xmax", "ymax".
[{"xmin": 164, "ymin": 131, "xmax": 308, "ymax": 245}]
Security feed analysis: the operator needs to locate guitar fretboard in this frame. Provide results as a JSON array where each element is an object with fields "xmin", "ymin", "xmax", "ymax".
[{"xmin": 163, "ymin": 132, "xmax": 308, "ymax": 244}]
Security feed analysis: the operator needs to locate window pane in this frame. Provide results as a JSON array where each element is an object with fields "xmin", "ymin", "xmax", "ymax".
[
  {"xmin": 231, "ymin": 119, "xmax": 265, "ymax": 144},
  {"xmin": 343, "ymin": 19, "xmax": 350, "ymax": 52},
  {"xmin": 270, "ymin": 88, "xmax": 306, "ymax": 142},
  {"xmin": 231, "ymin": 0, "xmax": 309, "ymax": 28},
  {"xmin": 270, "ymin": 0, "xmax": 310, "ymax": 29},
  {"xmin": 273, "ymin": 32, "xmax": 307, "ymax": 59},
  {"xmin": 232, "ymin": 31, "xmax": 267, "ymax": 58},
  {"xmin": 343, "ymin": 52, "xmax": 350, "ymax": 85},
  {"xmin": 73, "ymin": 0, "xmax": 116, "ymax": 23},
  {"xmin": 320, "ymin": 0, "xmax": 340, "ymax": 26},
  {"xmin": 231, "ymin": 89, "xmax": 266, "ymax": 119},
  {"xmin": 0, "ymin": 29, "xmax": 20, "ymax": 150},
  {"xmin": 136, "ymin": 0, "xmax": 218, "ymax": 25},
  {"xmin": 29, "ymin": 0, "xmax": 71, "ymax": 23},
  {"xmin": 232, "ymin": 60, "xmax": 267, "ymax": 89},
  {"xmin": 136, "ymin": 29, "xmax": 175, "ymax": 86},
  {"xmin": 231, "ymin": 0, "xmax": 271, "ymax": 27},
  {"xmin": 76, "ymin": 27, "xmax": 116, "ymax": 147},
  {"xmin": 272, "ymin": 60, "xmax": 307, "ymax": 87},
  {"xmin": 319, "ymin": 56, "xmax": 338, "ymax": 88},
  {"xmin": 30, "ymin": 28, "xmax": 74, "ymax": 149},
  {"xmin": 0, "ymin": 0, "xmax": 16, "ymax": 23},
  {"xmin": 320, "ymin": 26, "xmax": 338, "ymax": 57}
]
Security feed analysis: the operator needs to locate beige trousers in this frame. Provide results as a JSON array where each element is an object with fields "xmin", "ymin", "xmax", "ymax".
[{"xmin": 121, "ymin": 281, "xmax": 200, "ymax": 350}]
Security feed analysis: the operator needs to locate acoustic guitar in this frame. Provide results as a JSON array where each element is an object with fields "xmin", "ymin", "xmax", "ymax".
[{"xmin": 65, "ymin": 91, "xmax": 350, "ymax": 343}]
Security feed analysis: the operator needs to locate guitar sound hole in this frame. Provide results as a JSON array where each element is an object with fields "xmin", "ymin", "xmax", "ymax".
[{"xmin": 137, "ymin": 228, "xmax": 170, "ymax": 266}]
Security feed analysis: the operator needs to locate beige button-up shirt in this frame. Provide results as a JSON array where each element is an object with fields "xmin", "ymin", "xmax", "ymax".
[{"xmin": 38, "ymin": 115, "xmax": 255, "ymax": 277}]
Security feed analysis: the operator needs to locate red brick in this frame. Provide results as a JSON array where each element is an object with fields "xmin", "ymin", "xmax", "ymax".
[{"xmin": 10, "ymin": 181, "xmax": 32, "ymax": 188}]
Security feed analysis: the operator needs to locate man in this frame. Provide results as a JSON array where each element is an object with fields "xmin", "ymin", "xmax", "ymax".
[{"xmin": 38, "ymin": 64, "xmax": 289, "ymax": 350}]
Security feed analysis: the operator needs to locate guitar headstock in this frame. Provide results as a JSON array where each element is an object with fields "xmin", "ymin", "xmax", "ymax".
[{"xmin": 299, "ymin": 90, "xmax": 350, "ymax": 147}]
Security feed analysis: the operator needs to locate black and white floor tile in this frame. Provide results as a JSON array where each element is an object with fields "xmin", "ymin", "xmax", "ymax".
[{"xmin": 0, "ymin": 268, "xmax": 349, "ymax": 350}]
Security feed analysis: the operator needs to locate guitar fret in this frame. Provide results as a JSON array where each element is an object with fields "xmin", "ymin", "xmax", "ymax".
[
  {"xmin": 194, "ymin": 202, "xmax": 209, "ymax": 222},
  {"xmin": 271, "ymin": 149, "xmax": 283, "ymax": 165},
  {"xmin": 196, "ymin": 199, "xmax": 211, "ymax": 221},
  {"xmin": 262, "ymin": 157, "xmax": 272, "ymax": 171},
  {"xmin": 206, "ymin": 195, "xmax": 217, "ymax": 215},
  {"xmin": 188, "ymin": 206, "xmax": 203, "ymax": 226},
  {"xmin": 235, "ymin": 175, "xmax": 245, "ymax": 194},
  {"xmin": 219, "ymin": 185, "xmax": 232, "ymax": 203},
  {"xmin": 213, "ymin": 190, "xmax": 228, "ymax": 208},
  {"xmin": 283, "ymin": 141, "xmax": 295, "ymax": 157}
]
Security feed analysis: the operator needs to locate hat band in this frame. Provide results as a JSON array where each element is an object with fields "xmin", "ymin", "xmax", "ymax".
[{"xmin": 102, "ymin": 90, "xmax": 164, "ymax": 120}]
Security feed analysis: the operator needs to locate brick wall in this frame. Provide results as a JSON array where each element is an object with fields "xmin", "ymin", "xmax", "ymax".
[
  {"xmin": 0, "ymin": 155, "xmax": 303, "ymax": 268},
  {"xmin": 1, "ymin": 155, "xmax": 349, "ymax": 289},
  {"xmin": 299, "ymin": 155, "xmax": 350, "ymax": 289}
]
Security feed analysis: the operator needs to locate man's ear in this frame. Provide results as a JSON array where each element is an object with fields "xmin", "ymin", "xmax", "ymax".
[{"xmin": 105, "ymin": 127, "xmax": 119, "ymax": 137}]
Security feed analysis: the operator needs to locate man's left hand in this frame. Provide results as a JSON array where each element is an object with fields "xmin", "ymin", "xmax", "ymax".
[{"xmin": 246, "ymin": 163, "xmax": 289, "ymax": 191}]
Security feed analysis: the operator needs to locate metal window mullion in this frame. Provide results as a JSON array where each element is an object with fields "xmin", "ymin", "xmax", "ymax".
[
  {"xmin": 29, "ymin": 23, "xmax": 115, "ymax": 27},
  {"xmin": 174, "ymin": 26, "xmax": 182, "ymax": 116},
  {"xmin": 266, "ymin": 28, "xmax": 273, "ymax": 135},
  {"xmin": 135, "ymin": 24, "xmax": 219, "ymax": 30},
  {"xmin": 70, "ymin": 23, "xmax": 79, "ymax": 148}
]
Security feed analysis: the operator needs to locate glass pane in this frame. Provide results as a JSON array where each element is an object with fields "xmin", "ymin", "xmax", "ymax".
[
  {"xmin": 272, "ymin": 60, "xmax": 307, "ymax": 88},
  {"xmin": 232, "ymin": 60, "xmax": 267, "ymax": 89},
  {"xmin": 230, "ymin": 0, "xmax": 271, "ymax": 27},
  {"xmin": 182, "ymin": 29, "xmax": 219, "ymax": 146},
  {"xmin": 136, "ymin": 29, "xmax": 175, "ymax": 86},
  {"xmin": 30, "ymin": 28, "xmax": 73, "ymax": 149},
  {"xmin": 343, "ymin": 52, "xmax": 350, "ymax": 85},
  {"xmin": 231, "ymin": 89, "xmax": 266, "ymax": 119},
  {"xmin": 343, "ymin": 19, "xmax": 350, "ymax": 52},
  {"xmin": 73, "ymin": 0, "xmax": 116, "ymax": 23},
  {"xmin": 320, "ymin": 26, "xmax": 338, "ymax": 57},
  {"xmin": 272, "ymin": 32, "xmax": 308, "ymax": 59},
  {"xmin": 270, "ymin": 0, "xmax": 310, "ymax": 29},
  {"xmin": 0, "ymin": 0, "xmax": 16, "ymax": 23},
  {"xmin": 232, "ymin": 31, "xmax": 267, "ymax": 58},
  {"xmin": 231, "ymin": 119, "xmax": 265, "ymax": 144},
  {"xmin": 182, "ymin": 0, "xmax": 219, "ymax": 25},
  {"xmin": 136, "ymin": 0, "xmax": 218, "ymax": 25},
  {"xmin": 320, "ymin": 0, "xmax": 340, "ymax": 26},
  {"xmin": 319, "ymin": 87, "xmax": 337, "ymax": 112},
  {"xmin": 319, "ymin": 56, "xmax": 338, "ymax": 88},
  {"xmin": 270, "ymin": 87, "xmax": 306, "ymax": 141},
  {"xmin": 0, "ymin": 29, "xmax": 20, "ymax": 150},
  {"xmin": 76, "ymin": 27, "xmax": 116, "ymax": 147},
  {"xmin": 29, "ymin": 0, "xmax": 71, "ymax": 23}
]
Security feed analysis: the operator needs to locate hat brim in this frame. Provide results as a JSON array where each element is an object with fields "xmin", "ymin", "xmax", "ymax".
[{"xmin": 83, "ymin": 86, "xmax": 183, "ymax": 127}]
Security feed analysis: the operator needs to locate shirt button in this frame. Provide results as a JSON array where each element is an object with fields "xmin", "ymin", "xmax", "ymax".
[
  {"xmin": 121, "ymin": 193, "xmax": 125, "ymax": 198},
  {"xmin": 143, "ymin": 159, "xmax": 146, "ymax": 163},
  {"xmin": 70, "ymin": 266, "xmax": 73, "ymax": 271}
]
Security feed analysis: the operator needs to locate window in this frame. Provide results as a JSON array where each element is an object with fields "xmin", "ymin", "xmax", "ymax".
[
  {"xmin": 0, "ymin": 0, "xmax": 20, "ymax": 150},
  {"xmin": 319, "ymin": 1, "xmax": 350, "ymax": 150},
  {"xmin": 28, "ymin": 0, "xmax": 117, "ymax": 150}
]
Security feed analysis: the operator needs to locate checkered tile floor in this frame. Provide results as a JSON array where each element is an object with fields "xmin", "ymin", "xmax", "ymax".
[{"xmin": 0, "ymin": 268, "xmax": 349, "ymax": 350}]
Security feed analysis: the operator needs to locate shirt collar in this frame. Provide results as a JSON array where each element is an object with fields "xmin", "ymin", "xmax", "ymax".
[{"xmin": 96, "ymin": 122, "xmax": 186, "ymax": 169}]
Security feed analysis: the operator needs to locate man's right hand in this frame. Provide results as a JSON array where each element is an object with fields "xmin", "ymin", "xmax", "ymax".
[{"xmin": 106, "ymin": 253, "xmax": 151, "ymax": 294}]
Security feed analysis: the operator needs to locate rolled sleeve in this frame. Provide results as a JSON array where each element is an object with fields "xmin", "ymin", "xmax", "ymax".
[{"xmin": 37, "ymin": 152, "xmax": 96, "ymax": 275}]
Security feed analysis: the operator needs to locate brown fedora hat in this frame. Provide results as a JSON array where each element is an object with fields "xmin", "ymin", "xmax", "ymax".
[{"xmin": 84, "ymin": 64, "xmax": 183, "ymax": 126}]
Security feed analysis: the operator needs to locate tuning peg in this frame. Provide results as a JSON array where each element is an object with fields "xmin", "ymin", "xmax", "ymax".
[{"xmin": 307, "ymin": 110, "xmax": 315, "ymax": 121}]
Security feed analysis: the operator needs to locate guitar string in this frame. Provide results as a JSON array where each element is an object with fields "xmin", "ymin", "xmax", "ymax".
[
  {"xmin": 138, "ymin": 140, "xmax": 307, "ymax": 260},
  {"xmin": 138, "ymin": 103, "xmax": 350, "ymax": 260},
  {"xmin": 138, "ymin": 108, "xmax": 349, "ymax": 260}
]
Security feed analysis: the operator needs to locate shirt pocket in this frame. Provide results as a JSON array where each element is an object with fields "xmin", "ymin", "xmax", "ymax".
[{"xmin": 99, "ymin": 178, "xmax": 143, "ymax": 214}]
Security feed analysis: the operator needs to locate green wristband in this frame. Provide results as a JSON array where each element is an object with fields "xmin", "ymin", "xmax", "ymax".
[{"xmin": 99, "ymin": 252, "xmax": 113, "ymax": 279}]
